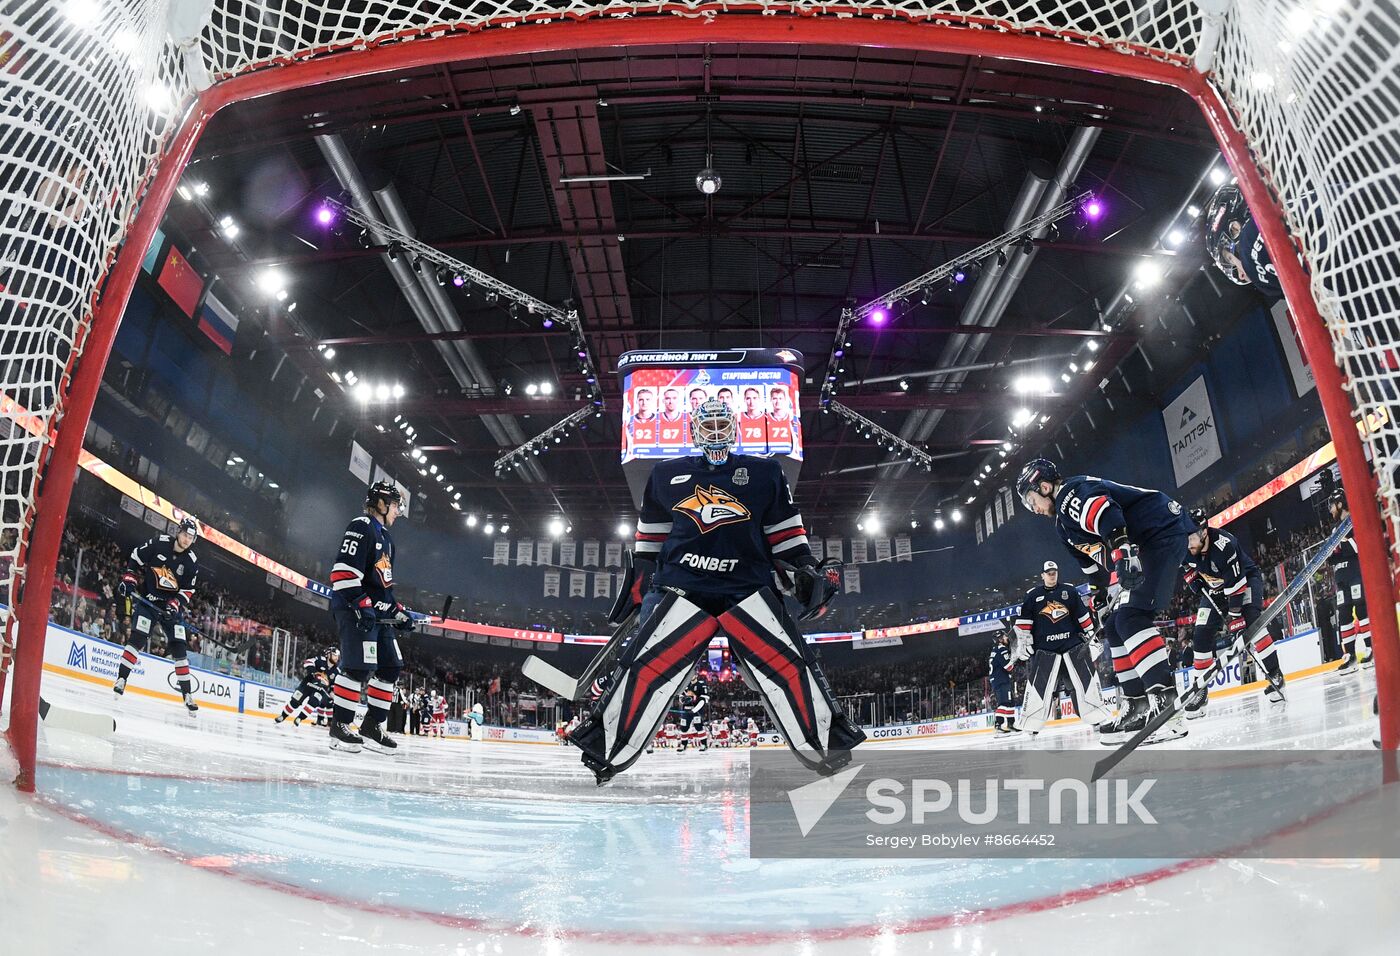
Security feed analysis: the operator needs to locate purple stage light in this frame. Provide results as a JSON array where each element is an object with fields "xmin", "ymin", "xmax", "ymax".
[
  {"xmin": 542, "ymin": 318, "xmax": 554, "ymax": 329},
  {"xmin": 1085, "ymin": 197, "xmax": 1105, "ymax": 221},
  {"xmin": 315, "ymin": 204, "xmax": 335, "ymax": 226},
  {"xmin": 870, "ymin": 309, "xmax": 887, "ymax": 325},
  {"xmin": 954, "ymin": 270, "xmax": 966, "ymax": 283},
  {"xmin": 834, "ymin": 348, "xmax": 844, "ymax": 358},
  {"xmin": 577, "ymin": 349, "xmax": 587, "ymax": 359},
  {"xmin": 451, "ymin": 274, "xmax": 466, "ymax": 288}
]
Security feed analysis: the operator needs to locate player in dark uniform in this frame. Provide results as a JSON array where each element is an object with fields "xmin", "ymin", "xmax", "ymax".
[
  {"xmin": 1012, "ymin": 560, "xmax": 1110, "ymax": 735},
  {"xmin": 327, "ymin": 480, "xmax": 416, "ymax": 754},
  {"xmin": 1205, "ymin": 182, "xmax": 1282, "ymax": 298},
  {"xmin": 569, "ymin": 398, "xmax": 862, "ymax": 783},
  {"xmin": 676, "ymin": 675, "xmax": 711, "ymax": 752},
  {"xmin": 1327, "ymin": 490, "xmax": 1372, "ymax": 672},
  {"xmin": 988, "ymin": 631, "xmax": 1020, "ymax": 733},
  {"xmin": 1016, "ymin": 459, "xmax": 1190, "ymax": 745},
  {"xmin": 275, "ymin": 647, "xmax": 340, "ymax": 726},
  {"xmin": 1181, "ymin": 509, "xmax": 1287, "ymax": 716},
  {"xmin": 113, "ymin": 516, "xmax": 202, "ymax": 713}
]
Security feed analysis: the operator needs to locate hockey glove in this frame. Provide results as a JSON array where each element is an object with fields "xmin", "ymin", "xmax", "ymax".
[
  {"xmin": 117, "ymin": 571, "xmax": 139, "ymax": 598},
  {"xmin": 1110, "ymin": 538, "xmax": 1144, "ymax": 591},
  {"xmin": 1011, "ymin": 631, "xmax": 1033, "ymax": 663},
  {"xmin": 354, "ymin": 597, "xmax": 378, "ymax": 632},
  {"xmin": 785, "ymin": 557, "xmax": 842, "ymax": 622},
  {"xmin": 162, "ymin": 597, "xmax": 184, "ymax": 622},
  {"xmin": 1226, "ymin": 610, "xmax": 1247, "ymax": 636},
  {"xmin": 391, "ymin": 602, "xmax": 416, "ymax": 632},
  {"xmin": 608, "ymin": 551, "xmax": 655, "ymax": 625}
]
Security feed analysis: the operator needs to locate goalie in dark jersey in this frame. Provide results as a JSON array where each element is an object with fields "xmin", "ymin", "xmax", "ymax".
[{"xmin": 568, "ymin": 398, "xmax": 864, "ymax": 783}]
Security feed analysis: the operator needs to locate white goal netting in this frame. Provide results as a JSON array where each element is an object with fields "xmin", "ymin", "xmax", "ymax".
[{"xmin": 1, "ymin": 0, "xmax": 1398, "ymax": 663}]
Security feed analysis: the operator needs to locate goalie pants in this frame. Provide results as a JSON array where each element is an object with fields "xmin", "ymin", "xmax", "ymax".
[
  {"xmin": 1192, "ymin": 574, "xmax": 1281, "ymax": 677},
  {"xmin": 1108, "ymin": 532, "xmax": 1186, "ymax": 698},
  {"xmin": 1020, "ymin": 643, "xmax": 1110, "ymax": 733},
  {"xmin": 117, "ymin": 602, "xmax": 192, "ymax": 698},
  {"xmin": 568, "ymin": 588, "xmax": 865, "ymax": 779}
]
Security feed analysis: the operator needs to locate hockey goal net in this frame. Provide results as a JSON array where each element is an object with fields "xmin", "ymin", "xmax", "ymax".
[{"xmin": 2, "ymin": 0, "xmax": 1397, "ymax": 785}]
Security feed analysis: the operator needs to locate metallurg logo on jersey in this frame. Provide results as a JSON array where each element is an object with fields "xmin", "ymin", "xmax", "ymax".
[
  {"xmin": 1040, "ymin": 601, "xmax": 1069, "ymax": 622},
  {"xmin": 675, "ymin": 485, "xmax": 752, "ymax": 533}
]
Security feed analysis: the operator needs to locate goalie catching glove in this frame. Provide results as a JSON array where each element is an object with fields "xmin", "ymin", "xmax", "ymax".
[{"xmin": 775, "ymin": 556, "xmax": 842, "ymax": 622}]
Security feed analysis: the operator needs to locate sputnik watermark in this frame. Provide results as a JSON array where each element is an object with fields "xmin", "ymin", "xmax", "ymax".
[{"xmin": 750, "ymin": 750, "xmax": 1400, "ymax": 858}]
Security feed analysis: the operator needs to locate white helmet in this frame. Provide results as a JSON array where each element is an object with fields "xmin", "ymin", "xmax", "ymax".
[{"xmin": 691, "ymin": 398, "xmax": 737, "ymax": 465}]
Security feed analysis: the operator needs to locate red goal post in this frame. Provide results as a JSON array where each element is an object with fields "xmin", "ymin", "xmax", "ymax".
[{"xmin": 3, "ymin": 1, "xmax": 1397, "ymax": 789}]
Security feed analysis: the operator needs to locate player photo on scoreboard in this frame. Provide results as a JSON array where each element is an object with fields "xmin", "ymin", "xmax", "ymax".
[
  {"xmin": 737, "ymin": 384, "xmax": 769, "ymax": 453},
  {"xmin": 766, "ymin": 382, "xmax": 797, "ymax": 452},
  {"xmin": 657, "ymin": 386, "xmax": 687, "ymax": 448}
]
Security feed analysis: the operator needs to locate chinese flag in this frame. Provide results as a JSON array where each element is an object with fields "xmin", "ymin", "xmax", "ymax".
[{"xmin": 157, "ymin": 244, "xmax": 204, "ymax": 318}]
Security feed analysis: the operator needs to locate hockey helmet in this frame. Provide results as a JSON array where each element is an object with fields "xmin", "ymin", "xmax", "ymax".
[
  {"xmin": 366, "ymin": 479, "xmax": 402, "ymax": 511},
  {"xmin": 1328, "ymin": 488, "xmax": 1347, "ymax": 514},
  {"xmin": 1203, "ymin": 182, "xmax": 1253, "ymax": 286},
  {"xmin": 691, "ymin": 398, "xmax": 737, "ymax": 464},
  {"xmin": 1188, "ymin": 507, "xmax": 1209, "ymax": 529},
  {"xmin": 176, "ymin": 515, "xmax": 200, "ymax": 540},
  {"xmin": 1016, "ymin": 458, "xmax": 1061, "ymax": 512}
]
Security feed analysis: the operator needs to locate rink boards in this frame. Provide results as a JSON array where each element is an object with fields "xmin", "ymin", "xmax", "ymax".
[{"xmin": 30, "ymin": 616, "xmax": 1339, "ymax": 746}]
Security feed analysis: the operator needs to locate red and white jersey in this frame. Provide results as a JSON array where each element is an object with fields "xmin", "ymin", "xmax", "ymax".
[
  {"xmin": 737, "ymin": 413, "xmax": 768, "ymax": 451},
  {"xmin": 658, "ymin": 412, "xmax": 687, "ymax": 447},
  {"xmin": 432, "ymin": 698, "xmax": 447, "ymax": 721},
  {"xmin": 628, "ymin": 414, "xmax": 658, "ymax": 450},
  {"xmin": 765, "ymin": 413, "xmax": 796, "ymax": 451}
]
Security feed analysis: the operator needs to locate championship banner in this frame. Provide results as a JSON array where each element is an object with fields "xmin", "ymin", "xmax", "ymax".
[
  {"xmin": 492, "ymin": 540, "xmax": 510, "ymax": 566},
  {"xmin": 582, "ymin": 540, "xmax": 600, "ymax": 566},
  {"xmin": 975, "ymin": 517, "xmax": 984, "ymax": 545},
  {"xmin": 850, "ymin": 539, "xmax": 867, "ymax": 564},
  {"xmin": 1001, "ymin": 486, "xmax": 1016, "ymax": 520},
  {"xmin": 516, "ymin": 540, "xmax": 533, "ymax": 566},
  {"xmin": 984, "ymin": 505, "xmax": 995, "ymax": 536},
  {"xmin": 844, "ymin": 566, "xmax": 861, "ymax": 593},
  {"xmin": 1163, "ymin": 374, "xmax": 1223, "ymax": 486},
  {"xmin": 569, "ymin": 572, "xmax": 587, "ymax": 597},
  {"xmin": 593, "ymin": 571, "xmax": 611, "ymax": 598},
  {"xmin": 560, "ymin": 541, "xmax": 576, "ymax": 567},
  {"xmin": 994, "ymin": 494, "xmax": 1005, "ymax": 528},
  {"xmin": 826, "ymin": 537, "xmax": 843, "ymax": 561},
  {"xmin": 536, "ymin": 541, "xmax": 553, "ymax": 566},
  {"xmin": 605, "ymin": 541, "xmax": 622, "ymax": 567},
  {"xmin": 543, "ymin": 569, "xmax": 560, "ymax": 597},
  {"xmin": 874, "ymin": 538, "xmax": 892, "ymax": 563},
  {"xmin": 895, "ymin": 535, "xmax": 912, "ymax": 562},
  {"xmin": 348, "ymin": 441, "xmax": 372, "ymax": 484}
]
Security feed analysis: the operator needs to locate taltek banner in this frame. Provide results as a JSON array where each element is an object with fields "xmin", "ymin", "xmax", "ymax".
[{"xmin": 1163, "ymin": 374, "xmax": 1223, "ymax": 486}]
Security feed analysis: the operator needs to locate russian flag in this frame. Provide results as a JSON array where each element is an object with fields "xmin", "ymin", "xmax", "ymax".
[{"xmin": 197, "ymin": 292, "xmax": 239, "ymax": 355}]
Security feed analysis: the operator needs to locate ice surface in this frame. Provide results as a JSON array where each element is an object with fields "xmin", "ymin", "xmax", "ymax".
[{"xmin": 2, "ymin": 665, "xmax": 1396, "ymax": 954}]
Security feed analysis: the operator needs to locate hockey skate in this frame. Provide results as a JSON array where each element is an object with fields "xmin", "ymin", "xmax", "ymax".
[
  {"xmin": 273, "ymin": 713, "xmax": 286, "ymax": 724},
  {"xmin": 112, "ymin": 677, "xmax": 126, "ymax": 697},
  {"xmin": 1137, "ymin": 688, "xmax": 1187, "ymax": 744},
  {"xmin": 329, "ymin": 722, "xmax": 363, "ymax": 753},
  {"xmin": 1358, "ymin": 643, "xmax": 1374, "ymax": 669},
  {"xmin": 1263, "ymin": 670, "xmax": 1287, "ymax": 704},
  {"xmin": 1336, "ymin": 652, "xmax": 1359, "ymax": 674},
  {"xmin": 182, "ymin": 692, "xmax": 199, "ymax": 715},
  {"xmin": 1100, "ymin": 693, "xmax": 1187, "ymax": 745},
  {"xmin": 360, "ymin": 722, "xmax": 399, "ymax": 754},
  {"xmin": 1183, "ymin": 683, "xmax": 1209, "ymax": 720}
]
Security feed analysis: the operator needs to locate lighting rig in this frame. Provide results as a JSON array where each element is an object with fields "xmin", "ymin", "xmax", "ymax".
[
  {"xmin": 492, "ymin": 405, "xmax": 596, "ymax": 478},
  {"xmin": 324, "ymin": 197, "xmax": 607, "ymax": 481},
  {"xmin": 824, "ymin": 401, "xmax": 936, "ymax": 472},
  {"xmin": 819, "ymin": 190, "xmax": 1095, "ymax": 412}
]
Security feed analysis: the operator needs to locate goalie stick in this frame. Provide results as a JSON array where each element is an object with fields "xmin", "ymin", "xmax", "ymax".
[
  {"xmin": 522, "ymin": 605, "xmax": 640, "ymax": 701},
  {"xmin": 1093, "ymin": 515, "xmax": 1351, "ymax": 782},
  {"xmin": 39, "ymin": 696, "xmax": 116, "ymax": 737}
]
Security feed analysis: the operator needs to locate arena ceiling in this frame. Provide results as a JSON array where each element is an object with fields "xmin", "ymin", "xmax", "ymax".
[{"xmin": 163, "ymin": 41, "xmax": 1226, "ymax": 532}]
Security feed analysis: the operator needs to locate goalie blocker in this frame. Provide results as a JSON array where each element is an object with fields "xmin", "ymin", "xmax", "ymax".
[{"xmin": 568, "ymin": 588, "xmax": 866, "ymax": 784}]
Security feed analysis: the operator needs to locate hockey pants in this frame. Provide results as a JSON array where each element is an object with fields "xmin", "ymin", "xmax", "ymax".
[{"xmin": 1020, "ymin": 643, "xmax": 1110, "ymax": 733}]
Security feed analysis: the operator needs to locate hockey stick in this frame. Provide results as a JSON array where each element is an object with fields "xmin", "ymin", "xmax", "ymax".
[
  {"xmin": 522, "ymin": 605, "xmax": 640, "ymax": 701},
  {"xmin": 1093, "ymin": 515, "xmax": 1351, "ymax": 782},
  {"xmin": 38, "ymin": 696, "xmax": 116, "ymax": 737}
]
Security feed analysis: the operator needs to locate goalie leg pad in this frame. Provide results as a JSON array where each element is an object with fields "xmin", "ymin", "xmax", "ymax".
[
  {"xmin": 1062, "ymin": 642, "xmax": 1111, "ymax": 726},
  {"xmin": 1019, "ymin": 649, "xmax": 1062, "ymax": 734},
  {"xmin": 568, "ymin": 591, "xmax": 716, "ymax": 782},
  {"xmin": 719, "ymin": 589, "xmax": 866, "ymax": 775}
]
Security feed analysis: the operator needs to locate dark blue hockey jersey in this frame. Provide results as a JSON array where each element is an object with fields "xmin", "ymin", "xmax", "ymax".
[
  {"xmin": 1234, "ymin": 217, "xmax": 1283, "ymax": 298},
  {"xmin": 127, "ymin": 535, "xmax": 200, "ymax": 610},
  {"xmin": 329, "ymin": 514, "xmax": 398, "ymax": 611},
  {"xmin": 1014, "ymin": 584, "xmax": 1093, "ymax": 648},
  {"xmin": 301, "ymin": 655, "xmax": 336, "ymax": 681},
  {"xmin": 635, "ymin": 453, "xmax": 813, "ymax": 597},
  {"xmin": 1054, "ymin": 475, "xmax": 1194, "ymax": 579},
  {"xmin": 1182, "ymin": 527, "xmax": 1260, "ymax": 610},
  {"xmin": 1328, "ymin": 526, "xmax": 1363, "ymax": 588},
  {"xmin": 988, "ymin": 643, "xmax": 1014, "ymax": 685}
]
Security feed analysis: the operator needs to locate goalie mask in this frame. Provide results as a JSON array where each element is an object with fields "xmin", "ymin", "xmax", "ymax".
[
  {"xmin": 1204, "ymin": 182, "xmax": 1252, "ymax": 286},
  {"xmin": 691, "ymin": 398, "xmax": 737, "ymax": 465}
]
